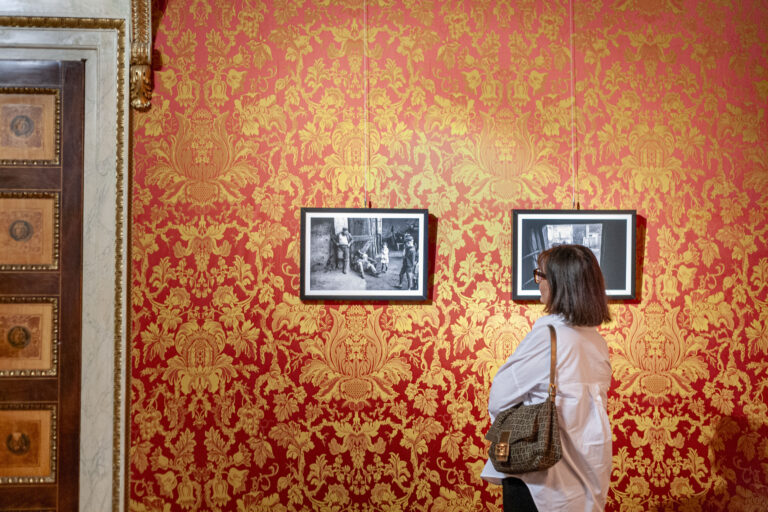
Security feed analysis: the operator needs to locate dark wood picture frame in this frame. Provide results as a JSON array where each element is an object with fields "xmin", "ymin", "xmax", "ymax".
[
  {"xmin": 512, "ymin": 209, "xmax": 637, "ymax": 300},
  {"xmin": 300, "ymin": 208, "xmax": 429, "ymax": 301}
]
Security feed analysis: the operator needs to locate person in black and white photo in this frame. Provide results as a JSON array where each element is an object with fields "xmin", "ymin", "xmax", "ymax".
[
  {"xmin": 356, "ymin": 249, "xmax": 379, "ymax": 278},
  {"xmin": 396, "ymin": 234, "xmax": 417, "ymax": 289},
  {"xmin": 336, "ymin": 227, "xmax": 352, "ymax": 274}
]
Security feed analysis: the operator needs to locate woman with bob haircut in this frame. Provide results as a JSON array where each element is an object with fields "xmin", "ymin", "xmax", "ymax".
[{"xmin": 481, "ymin": 244, "xmax": 613, "ymax": 511}]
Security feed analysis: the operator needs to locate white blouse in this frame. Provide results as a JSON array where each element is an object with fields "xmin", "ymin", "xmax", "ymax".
[{"xmin": 481, "ymin": 314, "xmax": 612, "ymax": 512}]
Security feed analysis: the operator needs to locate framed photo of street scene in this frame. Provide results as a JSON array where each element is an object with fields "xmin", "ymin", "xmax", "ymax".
[
  {"xmin": 512, "ymin": 209, "xmax": 637, "ymax": 301},
  {"xmin": 300, "ymin": 208, "xmax": 429, "ymax": 301}
]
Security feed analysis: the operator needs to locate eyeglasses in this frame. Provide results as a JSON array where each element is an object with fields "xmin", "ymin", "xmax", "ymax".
[{"xmin": 533, "ymin": 268, "xmax": 547, "ymax": 284}]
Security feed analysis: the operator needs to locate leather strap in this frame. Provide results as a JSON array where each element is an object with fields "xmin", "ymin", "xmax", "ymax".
[{"xmin": 547, "ymin": 325, "xmax": 557, "ymax": 402}]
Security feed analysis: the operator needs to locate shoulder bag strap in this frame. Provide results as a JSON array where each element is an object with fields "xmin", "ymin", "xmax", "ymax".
[{"xmin": 547, "ymin": 325, "xmax": 557, "ymax": 402}]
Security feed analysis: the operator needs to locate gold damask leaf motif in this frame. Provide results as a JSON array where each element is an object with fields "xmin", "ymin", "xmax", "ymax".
[
  {"xmin": 156, "ymin": 470, "xmax": 177, "ymax": 497},
  {"xmin": 272, "ymin": 294, "xmax": 324, "ymax": 334},
  {"xmin": 170, "ymin": 429, "xmax": 197, "ymax": 469},
  {"xmin": 737, "ymin": 432, "xmax": 760, "ymax": 461},
  {"xmin": 162, "ymin": 320, "xmax": 235, "ymax": 394},
  {"xmin": 329, "ymin": 416, "xmax": 386, "ymax": 468},
  {"xmin": 135, "ymin": 98, "xmax": 172, "ymax": 136},
  {"xmin": 306, "ymin": 453, "xmax": 332, "ymax": 490},
  {"xmin": 619, "ymin": 124, "xmax": 697, "ymax": 195},
  {"xmin": 400, "ymin": 416, "xmax": 443, "ymax": 455},
  {"xmin": 246, "ymin": 437, "xmax": 273, "ymax": 468},
  {"xmin": 425, "ymin": 96, "xmax": 474, "ymax": 136},
  {"xmin": 745, "ymin": 318, "xmax": 768, "ymax": 356},
  {"xmin": 246, "ymin": 221, "xmax": 290, "ymax": 262},
  {"xmin": 328, "ymin": 19, "xmax": 369, "ymax": 73},
  {"xmin": 719, "ymin": 104, "xmax": 762, "ymax": 143},
  {"xmin": 717, "ymin": 225, "xmax": 758, "ymax": 266},
  {"xmin": 302, "ymin": 307, "xmax": 411, "ymax": 405},
  {"xmin": 446, "ymin": 400, "xmax": 473, "ymax": 431},
  {"xmin": 610, "ymin": 306, "xmax": 708, "ymax": 400},
  {"xmin": 449, "ymin": 316, "xmax": 482, "ymax": 352},
  {"xmin": 385, "ymin": 301, "xmax": 440, "ymax": 333},
  {"xmin": 430, "ymin": 485, "xmax": 482, "ymax": 512},
  {"xmin": 204, "ymin": 427, "xmax": 231, "ymax": 465},
  {"xmin": 298, "ymin": 122, "xmax": 330, "ymax": 159},
  {"xmin": 408, "ymin": 384, "xmax": 438, "ymax": 416},
  {"xmin": 322, "ymin": 121, "xmax": 387, "ymax": 194},
  {"xmin": 140, "ymin": 323, "xmax": 175, "ymax": 362},
  {"xmin": 237, "ymin": 492, "xmax": 288, "ymax": 512},
  {"xmin": 684, "ymin": 291, "xmax": 735, "ymax": 331},
  {"xmin": 453, "ymin": 111, "xmax": 556, "ymax": 204},
  {"xmin": 131, "ymin": 440, "xmax": 152, "ymax": 473},
  {"xmin": 145, "ymin": 111, "xmax": 258, "ymax": 205},
  {"xmin": 269, "ymin": 422, "xmax": 314, "ymax": 460},
  {"xmin": 697, "ymin": 238, "xmax": 720, "ymax": 267},
  {"xmin": 472, "ymin": 312, "xmax": 530, "ymax": 381},
  {"xmin": 631, "ymin": 410, "xmax": 685, "ymax": 461},
  {"xmin": 395, "ymin": 26, "xmax": 441, "ymax": 73},
  {"xmin": 381, "ymin": 121, "xmax": 414, "ymax": 159},
  {"xmin": 227, "ymin": 320, "xmax": 260, "ymax": 358},
  {"xmin": 174, "ymin": 220, "xmax": 232, "ymax": 272},
  {"xmin": 233, "ymin": 94, "xmax": 287, "ymax": 136},
  {"xmin": 157, "ymin": 287, "xmax": 190, "ymax": 331},
  {"xmin": 383, "ymin": 452, "xmax": 411, "ymax": 487}
]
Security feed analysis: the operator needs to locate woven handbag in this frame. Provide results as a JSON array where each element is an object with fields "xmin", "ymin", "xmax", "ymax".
[{"xmin": 485, "ymin": 325, "xmax": 562, "ymax": 474}]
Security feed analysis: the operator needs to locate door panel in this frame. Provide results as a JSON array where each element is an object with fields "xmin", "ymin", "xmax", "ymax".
[{"xmin": 0, "ymin": 60, "xmax": 84, "ymax": 512}]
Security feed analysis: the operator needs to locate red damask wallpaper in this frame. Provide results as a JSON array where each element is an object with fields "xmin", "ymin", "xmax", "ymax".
[{"xmin": 130, "ymin": 1, "xmax": 768, "ymax": 510}]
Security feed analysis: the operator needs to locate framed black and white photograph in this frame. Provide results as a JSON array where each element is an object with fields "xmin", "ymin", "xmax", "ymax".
[
  {"xmin": 512, "ymin": 209, "xmax": 637, "ymax": 300},
  {"xmin": 300, "ymin": 208, "xmax": 429, "ymax": 301}
]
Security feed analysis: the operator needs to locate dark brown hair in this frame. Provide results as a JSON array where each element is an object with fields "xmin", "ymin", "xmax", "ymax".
[{"xmin": 537, "ymin": 244, "xmax": 611, "ymax": 326}]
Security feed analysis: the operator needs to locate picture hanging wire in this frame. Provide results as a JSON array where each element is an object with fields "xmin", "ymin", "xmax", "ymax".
[
  {"xmin": 363, "ymin": 0, "xmax": 370, "ymax": 208},
  {"xmin": 569, "ymin": 0, "xmax": 579, "ymax": 209}
]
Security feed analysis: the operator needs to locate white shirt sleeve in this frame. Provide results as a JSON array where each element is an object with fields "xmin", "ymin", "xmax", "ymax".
[{"xmin": 487, "ymin": 319, "xmax": 553, "ymax": 422}]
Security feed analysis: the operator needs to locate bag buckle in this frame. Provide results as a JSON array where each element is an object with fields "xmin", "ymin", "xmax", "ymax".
[{"xmin": 494, "ymin": 431, "xmax": 511, "ymax": 461}]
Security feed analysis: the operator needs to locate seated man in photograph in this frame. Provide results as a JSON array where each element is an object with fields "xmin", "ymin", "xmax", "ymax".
[{"xmin": 356, "ymin": 250, "xmax": 379, "ymax": 278}]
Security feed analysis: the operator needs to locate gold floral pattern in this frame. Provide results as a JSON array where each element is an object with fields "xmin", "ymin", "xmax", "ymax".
[{"xmin": 131, "ymin": 1, "xmax": 768, "ymax": 510}]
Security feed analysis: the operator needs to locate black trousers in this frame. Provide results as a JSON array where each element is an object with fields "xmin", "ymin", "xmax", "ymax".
[{"xmin": 502, "ymin": 477, "xmax": 538, "ymax": 512}]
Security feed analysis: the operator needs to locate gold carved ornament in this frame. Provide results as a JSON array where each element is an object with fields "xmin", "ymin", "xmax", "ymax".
[{"xmin": 130, "ymin": 0, "xmax": 152, "ymax": 110}]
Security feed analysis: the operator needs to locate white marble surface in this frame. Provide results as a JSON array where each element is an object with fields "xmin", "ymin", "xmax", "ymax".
[
  {"xmin": 0, "ymin": 25, "xmax": 128, "ymax": 512},
  {"xmin": 0, "ymin": 0, "xmax": 129, "ymax": 18}
]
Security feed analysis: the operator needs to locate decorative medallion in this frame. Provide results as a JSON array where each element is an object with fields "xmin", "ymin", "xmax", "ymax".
[
  {"xmin": 0, "ymin": 89, "xmax": 60, "ymax": 165},
  {"xmin": 6, "ymin": 431, "xmax": 31, "ymax": 455},
  {"xmin": 7, "ymin": 326, "xmax": 31, "ymax": 349}
]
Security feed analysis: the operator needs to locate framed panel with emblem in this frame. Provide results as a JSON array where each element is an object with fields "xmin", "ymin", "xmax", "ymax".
[
  {"xmin": 0, "ymin": 298, "xmax": 57, "ymax": 376},
  {"xmin": 0, "ymin": 90, "xmax": 60, "ymax": 165},
  {"xmin": 0, "ymin": 405, "xmax": 56, "ymax": 483},
  {"xmin": 0, "ymin": 192, "xmax": 59, "ymax": 270}
]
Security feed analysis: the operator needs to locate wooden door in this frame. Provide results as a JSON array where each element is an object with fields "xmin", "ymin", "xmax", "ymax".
[{"xmin": 0, "ymin": 60, "xmax": 84, "ymax": 511}]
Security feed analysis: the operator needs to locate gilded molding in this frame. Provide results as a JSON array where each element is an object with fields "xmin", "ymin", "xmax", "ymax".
[
  {"xmin": 0, "ymin": 16, "xmax": 123, "ymax": 30},
  {"xmin": 131, "ymin": 0, "xmax": 153, "ymax": 110}
]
